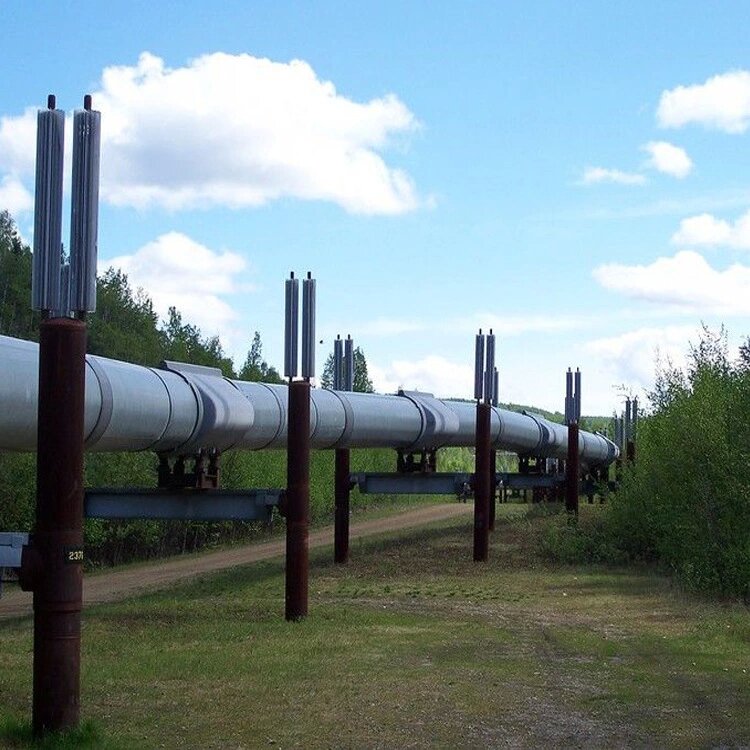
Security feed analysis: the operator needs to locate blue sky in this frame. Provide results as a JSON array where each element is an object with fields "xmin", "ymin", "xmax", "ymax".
[{"xmin": 2, "ymin": 1, "xmax": 750, "ymax": 413}]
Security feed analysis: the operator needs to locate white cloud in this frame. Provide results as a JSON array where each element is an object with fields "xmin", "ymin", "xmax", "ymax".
[
  {"xmin": 671, "ymin": 209, "xmax": 750, "ymax": 249},
  {"xmin": 593, "ymin": 250, "xmax": 750, "ymax": 315},
  {"xmin": 369, "ymin": 355, "xmax": 474, "ymax": 398},
  {"xmin": 104, "ymin": 231, "xmax": 251, "ymax": 342},
  {"xmin": 0, "ymin": 174, "xmax": 33, "ymax": 215},
  {"xmin": 580, "ymin": 167, "xmax": 646, "ymax": 186},
  {"xmin": 641, "ymin": 141, "xmax": 693, "ymax": 178},
  {"xmin": 0, "ymin": 52, "xmax": 422, "ymax": 215},
  {"xmin": 0, "ymin": 109, "xmax": 37, "ymax": 176},
  {"xmin": 657, "ymin": 70, "xmax": 750, "ymax": 133},
  {"xmin": 586, "ymin": 326, "xmax": 696, "ymax": 391}
]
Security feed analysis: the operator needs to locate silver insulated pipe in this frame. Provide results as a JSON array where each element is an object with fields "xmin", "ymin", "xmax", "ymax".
[{"xmin": 0, "ymin": 335, "xmax": 619, "ymax": 467}]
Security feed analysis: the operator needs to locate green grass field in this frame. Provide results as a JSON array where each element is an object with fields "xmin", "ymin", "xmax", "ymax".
[{"xmin": 1, "ymin": 504, "xmax": 748, "ymax": 749}]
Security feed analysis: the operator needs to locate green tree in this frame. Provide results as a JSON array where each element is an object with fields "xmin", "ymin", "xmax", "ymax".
[
  {"xmin": 238, "ymin": 331, "xmax": 282, "ymax": 383},
  {"xmin": 162, "ymin": 307, "xmax": 236, "ymax": 376},
  {"xmin": 88, "ymin": 269, "xmax": 164, "ymax": 365},
  {"xmin": 0, "ymin": 210, "xmax": 38, "ymax": 340},
  {"xmin": 320, "ymin": 345, "xmax": 374, "ymax": 392}
]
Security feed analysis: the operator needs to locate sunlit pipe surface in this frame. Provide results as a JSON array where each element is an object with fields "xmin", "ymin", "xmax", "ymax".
[{"xmin": 0, "ymin": 335, "xmax": 618, "ymax": 466}]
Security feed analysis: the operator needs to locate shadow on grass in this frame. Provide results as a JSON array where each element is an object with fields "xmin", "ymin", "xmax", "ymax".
[{"xmin": 0, "ymin": 716, "xmax": 105, "ymax": 749}]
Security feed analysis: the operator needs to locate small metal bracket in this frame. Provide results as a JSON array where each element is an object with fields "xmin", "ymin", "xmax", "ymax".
[
  {"xmin": 0, "ymin": 532, "xmax": 29, "ymax": 598},
  {"xmin": 158, "ymin": 449, "xmax": 221, "ymax": 490},
  {"xmin": 0, "ymin": 532, "xmax": 28, "ymax": 568},
  {"xmin": 396, "ymin": 448, "xmax": 438, "ymax": 474}
]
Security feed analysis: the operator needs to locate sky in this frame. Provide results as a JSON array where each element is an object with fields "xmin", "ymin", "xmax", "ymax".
[{"xmin": 2, "ymin": 1, "xmax": 750, "ymax": 414}]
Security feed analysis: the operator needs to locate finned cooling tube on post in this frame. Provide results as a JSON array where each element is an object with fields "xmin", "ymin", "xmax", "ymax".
[
  {"xmin": 344, "ymin": 335, "xmax": 354, "ymax": 392},
  {"xmin": 301, "ymin": 273, "xmax": 316, "ymax": 380},
  {"xmin": 483, "ymin": 331, "xmax": 495, "ymax": 405},
  {"xmin": 284, "ymin": 273, "xmax": 299, "ymax": 379},
  {"xmin": 474, "ymin": 330, "xmax": 484, "ymax": 401},
  {"xmin": 32, "ymin": 95, "xmax": 65, "ymax": 314},
  {"xmin": 333, "ymin": 336, "xmax": 343, "ymax": 390},
  {"xmin": 69, "ymin": 96, "xmax": 101, "ymax": 314}
]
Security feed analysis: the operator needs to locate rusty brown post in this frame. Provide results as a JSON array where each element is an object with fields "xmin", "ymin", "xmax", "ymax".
[
  {"xmin": 285, "ymin": 379, "xmax": 310, "ymax": 621},
  {"xmin": 27, "ymin": 317, "xmax": 87, "ymax": 734},
  {"xmin": 626, "ymin": 440, "xmax": 635, "ymax": 464},
  {"xmin": 334, "ymin": 448, "xmax": 350, "ymax": 564},
  {"xmin": 488, "ymin": 449, "xmax": 497, "ymax": 531},
  {"xmin": 565, "ymin": 421, "xmax": 580, "ymax": 516},
  {"xmin": 473, "ymin": 402, "xmax": 491, "ymax": 561}
]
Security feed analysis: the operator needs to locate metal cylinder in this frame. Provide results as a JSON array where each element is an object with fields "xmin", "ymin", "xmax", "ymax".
[
  {"xmin": 474, "ymin": 332, "xmax": 484, "ymax": 401},
  {"xmin": 473, "ymin": 402, "xmax": 491, "ymax": 561},
  {"xmin": 566, "ymin": 421, "xmax": 580, "ymax": 516},
  {"xmin": 334, "ymin": 448, "xmax": 350, "ymax": 564},
  {"xmin": 301, "ymin": 274, "xmax": 316, "ymax": 380},
  {"xmin": 344, "ymin": 336, "xmax": 354, "ymax": 392},
  {"xmin": 68, "ymin": 105, "xmax": 101, "ymax": 314},
  {"xmin": 32, "ymin": 102, "xmax": 65, "ymax": 314},
  {"xmin": 31, "ymin": 318, "xmax": 87, "ymax": 734},
  {"xmin": 285, "ymin": 380, "xmax": 310, "ymax": 621},
  {"xmin": 283, "ymin": 274, "xmax": 299, "ymax": 379},
  {"xmin": 483, "ymin": 333, "xmax": 495, "ymax": 404},
  {"xmin": 626, "ymin": 440, "xmax": 636, "ymax": 464},
  {"xmin": 333, "ymin": 336, "xmax": 342, "ymax": 391}
]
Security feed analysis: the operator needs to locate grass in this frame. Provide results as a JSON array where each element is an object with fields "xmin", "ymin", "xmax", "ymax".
[{"xmin": 1, "ymin": 503, "xmax": 748, "ymax": 748}]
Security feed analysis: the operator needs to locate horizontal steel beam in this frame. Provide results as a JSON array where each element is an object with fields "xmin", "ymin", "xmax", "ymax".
[
  {"xmin": 0, "ymin": 532, "xmax": 29, "ymax": 568},
  {"xmin": 353, "ymin": 472, "xmax": 472, "ymax": 495},
  {"xmin": 84, "ymin": 488, "xmax": 283, "ymax": 522},
  {"xmin": 499, "ymin": 473, "xmax": 563, "ymax": 490}
]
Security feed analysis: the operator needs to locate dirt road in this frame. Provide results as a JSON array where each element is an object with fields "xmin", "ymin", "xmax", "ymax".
[{"xmin": 0, "ymin": 503, "xmax": 471, "ymax": 620}]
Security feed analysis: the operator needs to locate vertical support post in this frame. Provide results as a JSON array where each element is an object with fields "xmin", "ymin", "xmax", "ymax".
[
  {"xmin": 334, "ymin": 448, "xmax": 350, "ymax": 564},
  {"xmin": 284, "ymin": 270, "xmax": 313, "ymax": 620},
  {"xmin": 334, "ymin": 333, "xmax": 352, "ymax": 563},
  {"xmin": 488, "ymin": 448, "xmax": 497, "ymax": 531},
  {"xmin": 565, "ymin": 421, "xmax": 580, "ymax": 516},
  {"xmin": 31, "ymin": 318, "xmax": 87, "ymax": 733},
  {"xmin": 285, "ymin": 380, "xmax": 310, "ymax": 621},
  {"xmin": 472, "ymin": 329, "xmax": 491, "ymax": 560},
  {"xmin": 473, "ymin": 401, "xmax": 491, "ymax": 562},
  {"xmin": 624, "ymin": 398, "xmax": 632, "ymax": 465},
  {"xmin": 628, "ymin": 397, "xmax": 638, "ymax": 464}
]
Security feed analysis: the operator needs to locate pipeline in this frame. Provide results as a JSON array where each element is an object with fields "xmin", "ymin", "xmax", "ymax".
[{"xmin": 0, "ymin": 335, "xmax": 618, "ymax": 466}]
